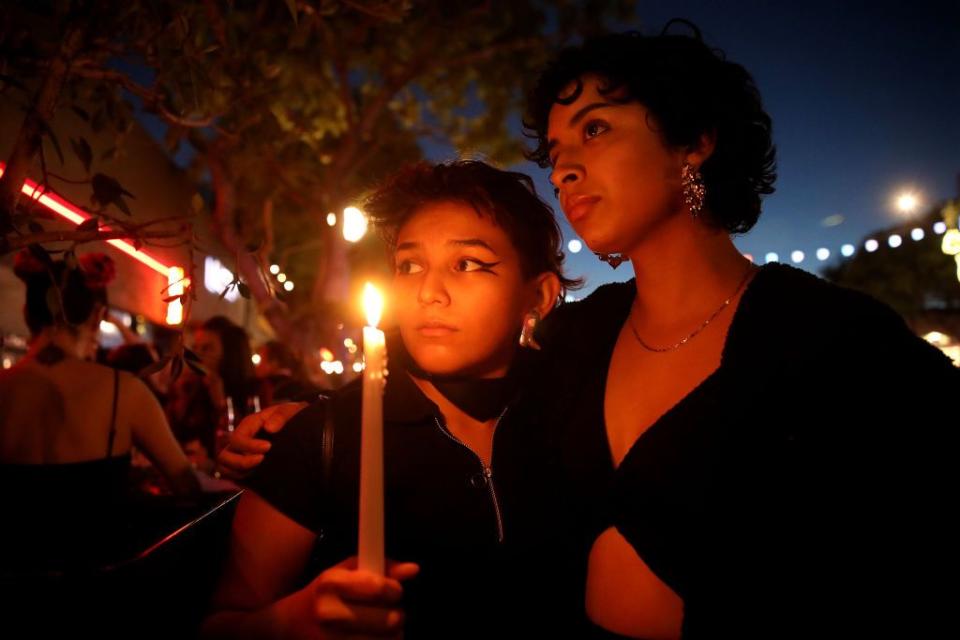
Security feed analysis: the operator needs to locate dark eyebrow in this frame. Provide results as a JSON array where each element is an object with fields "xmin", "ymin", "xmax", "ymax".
[
  {"xmin": 450, "ymin": 238, "xmax": 498, "ymax": 254},
  {"xmin": 546, "ymin": 102, "xmax": 616, "ymax": 160},
  {"xmin": 569, "ymin": 101, "xmax": 614, "ymax": 127},
  {"xmin": 395, "ymin": 241, "xmax": 420, "ymax": 251}
]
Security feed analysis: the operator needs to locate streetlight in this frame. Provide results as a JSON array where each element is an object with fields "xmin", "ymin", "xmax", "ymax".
[
  {"xmin": 343, "ymin": 206, "xmax": 368, "ymax": 243},
  {"xmin": 896, "ymin": 192, "xmax": 919, "ymax": 216}
]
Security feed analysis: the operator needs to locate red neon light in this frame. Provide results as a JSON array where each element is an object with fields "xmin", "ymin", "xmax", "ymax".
[{"xmin": 0, "ymin": 163, "xmax": 178, "ymax": 279}]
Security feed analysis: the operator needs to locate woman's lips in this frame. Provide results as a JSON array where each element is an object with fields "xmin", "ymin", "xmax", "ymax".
[
  {"xmin": 565, "ymin": 195, "xmax": 601, "ymax": 223},
  {"xmin": 417, "ymin": 322, "xmax": 458, "ymax": 337}
]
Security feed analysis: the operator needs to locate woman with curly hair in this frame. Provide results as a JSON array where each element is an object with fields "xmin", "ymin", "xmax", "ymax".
[{"xmin": 524, "ymin": 23, "xmax": 957, "ymax": 639}]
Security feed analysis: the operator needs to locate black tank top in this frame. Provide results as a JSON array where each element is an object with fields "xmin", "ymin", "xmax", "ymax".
[{"xmin": 0, "ymin": 369, "xmax": 132, "ymax": 572}]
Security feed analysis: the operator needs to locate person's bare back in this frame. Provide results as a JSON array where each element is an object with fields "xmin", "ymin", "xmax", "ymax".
[
  {"xmin": 1, "ymin": 358, "xmax": 130, "ymax": 463},
  {"xmin": 1, "ymin": 354, "xmax": 199, "ymax": 495}
]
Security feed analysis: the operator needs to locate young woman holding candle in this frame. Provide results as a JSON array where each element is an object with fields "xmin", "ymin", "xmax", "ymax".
[
  {"xmin": 202, "ymin": 160, "xmax": 583, "ymax": 639},
  {"xmin": 221, "ymin": 24, "xmax": 957, "ymax": 639}
]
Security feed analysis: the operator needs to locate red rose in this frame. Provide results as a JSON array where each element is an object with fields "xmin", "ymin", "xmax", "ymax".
[{"xmin": 79, "ymin": 253, "xmax": 116, "ymax": 289}]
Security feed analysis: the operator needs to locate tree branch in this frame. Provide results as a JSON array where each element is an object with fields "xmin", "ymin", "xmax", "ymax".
[
  {"xmin": 440, "ymin": 37, "xmax": 543, "ymax": 70},
  {"xmin": 207, "ymin": 143, "xmax": 295, "ymax": 342},
  {"xmin": 70, "ymin": 66, "xmax": 217, "ymax": 128},
  {"xmin": 1, "ymin": 23, "xmax": 86, "ymax": 232},
  {"xmin": 339, "ymin": 0, "xmax": 410, "ymax": 21},
  {"xmin": 3, "ymin": 227, "xmax": 184, "ymax": 254}
]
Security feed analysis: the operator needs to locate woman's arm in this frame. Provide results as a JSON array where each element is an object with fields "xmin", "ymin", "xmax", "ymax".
[
  {"xmin": 126, "ymin": 374, "xmax": 201, "ymax": 495},
  {"xmin": 202, "ymin": 490, "xmax": 417, "ymax": 639}
]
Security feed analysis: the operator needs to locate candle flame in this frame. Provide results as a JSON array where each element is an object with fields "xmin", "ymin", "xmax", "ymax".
[{"xmin": 363, "ymin": 283, "xmax": 384, "ymax": 327}]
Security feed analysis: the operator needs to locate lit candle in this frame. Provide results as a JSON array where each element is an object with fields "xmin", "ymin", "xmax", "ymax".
[{"xmin": 359, "ymin": 282, "xmax": 386, "ymax": 574}]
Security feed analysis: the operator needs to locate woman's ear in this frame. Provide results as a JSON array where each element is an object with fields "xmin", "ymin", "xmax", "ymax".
[
  {"xmin": 685, "ymin": 130, "xmax": 717, "ymax": 169},
  {"xmin": 531, "ymin": 272, "xmax": 563, "ymax": 321}
]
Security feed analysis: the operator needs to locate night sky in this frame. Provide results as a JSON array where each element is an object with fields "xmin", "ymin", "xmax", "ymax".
[
  {"xmin": 139, "ymin": 1, "xmax": 960, "ymax": 297},
  {"xmin": 430, "ymin": 0, "xmax": 960, "ymax": 296}
]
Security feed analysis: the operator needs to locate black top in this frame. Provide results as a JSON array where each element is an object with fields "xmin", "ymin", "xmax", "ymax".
[
  {"xmin": 1, "ymin": 369, "xmax": 131, "ymax": 572},
  {"xmin": 537, "ymin": 263, "xmax": 958, "ymax": 639},
  {"xmin": 244, "ymin": 338, "xmax": 585, "ymax": 637}
]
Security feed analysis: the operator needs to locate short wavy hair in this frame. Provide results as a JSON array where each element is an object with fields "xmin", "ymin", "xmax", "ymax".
[
  {"xmin": 524, "ymin": 23, "xmax": 776, "ymax": 234},
  {"xmin": 364, "ymin": 159, "xmax": 582, "ymax": 294}
]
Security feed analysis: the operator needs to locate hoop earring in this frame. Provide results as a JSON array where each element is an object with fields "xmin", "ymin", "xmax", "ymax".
[
  {"xmin": 596, "ymin": 253, "xmax": 628, "ymax": 269},
  {"xmin": 518, "ymin": 310, "xmax": 541, "ymax": 350},
  {"xmin": 681, "ymin": 162, "xmax": 705, "ymax": 219}
]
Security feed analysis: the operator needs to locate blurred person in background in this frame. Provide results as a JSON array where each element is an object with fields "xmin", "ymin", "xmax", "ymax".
[
  {"xmin": 166, "ymin": 315, "xmax": 256, "ymax": 470},
  {"xmin": 254, "ymin": 340, "xmax": 318, "ymax": 406}
]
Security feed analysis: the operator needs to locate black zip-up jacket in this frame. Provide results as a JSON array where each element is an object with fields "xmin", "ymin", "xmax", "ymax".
[{"xmin": 244, "ymin": 338, "xmax": 585, "ymax": 638}]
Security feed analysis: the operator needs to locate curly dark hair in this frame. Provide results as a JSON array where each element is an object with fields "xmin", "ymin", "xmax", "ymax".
[
  {"xmin": 523, "ymin": 22, "xmax": 776, "ymax": 234},
  {"xmin": 363, "ymin": 159, "xmax": 582, "ymax": 294}
]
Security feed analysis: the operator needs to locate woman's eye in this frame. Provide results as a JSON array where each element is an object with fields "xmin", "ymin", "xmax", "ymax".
[
  {"xmin": 456, "ymin": 258, "xmax": 497, "ymax": 273},
  {"xmin": 396, "ymin": 260, "xmax": 423, "ymax": 275},
  {"xmin": 583, "ymin": 120, "xmax": 609, "ymax": 140},
  {"xmin": 457, "ymin": 258, "xmax": 484, "ymax": 272}
]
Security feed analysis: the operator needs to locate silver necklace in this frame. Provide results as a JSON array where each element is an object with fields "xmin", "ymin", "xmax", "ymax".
[{"xmin": 628, "ymin": 266, "xmax": 756, "ymax": 353}]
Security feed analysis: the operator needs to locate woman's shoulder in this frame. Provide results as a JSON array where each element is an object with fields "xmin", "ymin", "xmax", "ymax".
[
  {"xmin": 538, "ymin": 279, "xmax": 635, "ymax": 351},
  {"xmin": 729, "ymin": 263, "xmax": 951, "ymax": 368},
  {"xmin": 743, "ymin": 263, "xmax": 907, "ymax": 335}
]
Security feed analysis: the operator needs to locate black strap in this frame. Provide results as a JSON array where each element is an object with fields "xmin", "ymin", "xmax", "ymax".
[{"xmin": 107, "ymin": 369, "xmax": 119, "ymax": 457}]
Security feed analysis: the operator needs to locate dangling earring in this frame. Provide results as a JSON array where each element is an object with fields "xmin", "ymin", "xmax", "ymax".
[
  {"xmin": 518, "ymin": 310, "xmax": 541, "ymax": 350},
  {"xmin": 596, "ymin": 253, "xmax": 628, "ymax": 269},
  {"xmin": 681, "ymin": 162, "xmax": 706, "ymax": 219}
]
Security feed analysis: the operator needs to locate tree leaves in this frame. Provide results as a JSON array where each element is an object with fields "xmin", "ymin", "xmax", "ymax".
[
  {"xmin": 170, "ymin": 352, "xmax": 184, "ymax": 382},
  {"xmin": 140, "ymin": 354, "xmax": 173, "ymax": 377},
  {"xmin": 71, "ymin": 105, "xmax": 90, "ymax": 122},
  {"xmin": 284, "ymin": 0, "xmax": 299, "ymax": 25},
  {"xmin": 70, "ymin": 136, "xmax": 93, "ymax": 173},
  {"xmin": 36, "ymin": 117, "xmax": 64, "ymax": 165},
  {"xmin": 183, "ymin": 348, "xmax": 206, "ymax": 376},
  {"xmin": 77, "ymin": 217, "xmax": 99, "ymax": 233},
  {"xmin": 91, "ymin": 173, "xmax": 135, "ymax": 216}
]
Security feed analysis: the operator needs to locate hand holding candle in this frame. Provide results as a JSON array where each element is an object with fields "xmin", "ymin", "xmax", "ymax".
[{"xmin": 359, "ymin": 283, "xmax": 387, "ymax": 574}]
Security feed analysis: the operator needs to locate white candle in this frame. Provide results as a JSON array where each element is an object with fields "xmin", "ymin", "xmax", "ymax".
[{"xmin": 359, "ymin": 283, "xmax": 386, "ymax": 574}]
